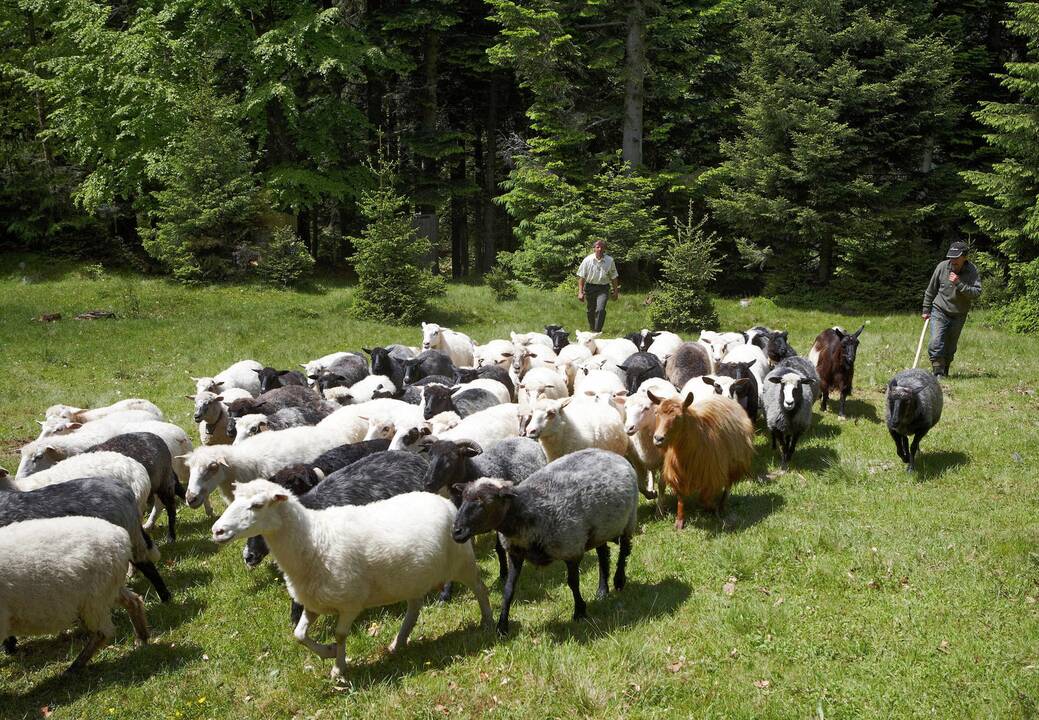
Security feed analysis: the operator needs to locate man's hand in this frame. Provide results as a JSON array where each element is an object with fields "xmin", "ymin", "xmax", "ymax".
[
  {"xmin": 922, "ymin": 313, "xmax": 930, "ymax": 320},
  {"xmin": 949, "ymin": 271, "xmax": 959, "ymax": 284},
  {"xmin": 611, "ymin": 288, "xmax": 619, "ymax": 301},
  {"xmin": 578, "ymin": 291, "xmax": 585, "ymax": 301}
]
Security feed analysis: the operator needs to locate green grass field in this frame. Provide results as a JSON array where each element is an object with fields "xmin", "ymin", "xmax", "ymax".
[{"xmin": 1, "ymin": 254, "xmax": 1037, "ymax": 719}]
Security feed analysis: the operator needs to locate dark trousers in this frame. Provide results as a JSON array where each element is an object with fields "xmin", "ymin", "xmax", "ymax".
[
  {"xmin": 585, "ymin": 283, "xmax": 610, "ymax": 332},
  {"xmin": 928, "ymin": 306, "xmax": 967, "ymax": 367}
]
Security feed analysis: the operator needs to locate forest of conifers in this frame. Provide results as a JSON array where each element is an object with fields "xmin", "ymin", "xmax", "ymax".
[{"xmin": 2, "ymin": 0, "xmax": 1038, "ymax": 328}]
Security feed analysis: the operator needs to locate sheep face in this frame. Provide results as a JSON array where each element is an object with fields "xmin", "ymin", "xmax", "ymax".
[
  {"xmin": 421, "ymin": 385, "xmax": 454, "ymax": 420},
  {"xmin": 184, "ymin": 451, "xmax": 232, "ymax": 508},
  {"xmin": 768, "ymin": 373, "xmax": 808, "ymax": 412},
  {"xmin": 422, "ymin": 440, "xmax": 483, "ymax": 494},
  {"xmin": 523, "ymin": 398, "xmax": 570, "ymax": 440},
  {"xmin": 366, "ymin": 348, "xmax": 394, "ymax": 378},
  {"xmin": 17, "ymin": 444, "xmax": 66, "ymax": 477},
  {"xmin": 575, "ymin": 331, "xmax": 601, "ymax": 351},
  {"xmin": 36, "ymin": 416, "xmax": 81, "ymax": 437},
  {"xmin": 550, "ymin": 330, "xmax": 570, "ymax": 354},
  {"xmin": 402, "ymin": 359, "xmax": 423, "ymax": 385},
  {"xmin": 452, "ymin": 478, "xmax": 515, "ymax": 543},
  {"xmin": 192, "ymin": 392, "xmax": 224, "ymax": 424},
  {"xmin": 421, "ymin": 322, "xmax": 444, "ymax": 351},
  {"xmin": 191, "ymin": 376, "xmax": 223, "ymax": 395},
  {"xmin": 623, "ymin": 396, "xmax": 655, "ymax": 435},
  {"xmin": 212, "ymin": 480, "xmax": 289, "ymax": 544},
  {"xmin": 835, "ymin": 325, "xmax": 864, "ymax": 367},
  {"xmin": 233, "ymin": 414, "xmax": 269, "ymax": 444},
  {"xmin": 766, "ymin": 332, "xmax": 793, "ymax": 363},
  {"xmin": 886, "ymin": 386, "xmax": 918, "ymax": 426},
  {"xmin": 364, "ymin": 418, "xmax": 396, "ymax": 441},
  {"xmin": 647, "ymin": 392, "xmax": 696, "ymax": 447}
]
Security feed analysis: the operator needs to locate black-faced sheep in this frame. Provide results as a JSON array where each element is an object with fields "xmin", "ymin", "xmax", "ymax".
[
  {"xmin": 617, "ymin": 351, "xmax": 667, "ymax": 395},
  {"xmin": 420, "ymin": 385, "xmax": 501, "ymax": 420},
  {"xmin": 255, "ymin": 367, "xmax": 309, "ymax": 394},
  {"xmin": 403, "ymin": 350, "xmax": 456, "ymax": 385},
  {"xmin": 452, "ymin": 448, "xmax": 638, "ymax": 635},
  {"xmin": 885, "ymin": 369, "xmax": 943, "ymax": 472},
  {"xmin": 453, "ymin": 365, "xmax": 516, "ymax": 401}
]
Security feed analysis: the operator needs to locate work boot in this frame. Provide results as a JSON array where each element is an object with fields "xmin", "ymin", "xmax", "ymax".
[{"xmin": 931, "ymin": 361, "xmax": 945, "ymax": 378}]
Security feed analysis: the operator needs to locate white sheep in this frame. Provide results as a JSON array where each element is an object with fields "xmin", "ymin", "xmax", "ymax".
[
  {"xmin": 554, "ymin": 343, "xmax": 593, "ymax": 390},
  {"xmin": 385, "ymin": 412, "xmax": 462, "ymax": 450},
  {"xmin": 322, "ymin": 375, "xmax": 397, "ymax": 405},
  {"xmin": 473, "ymin": 339, "xmax": 516, "ymax": 369},
  {"xmin": 4, "ymin": 451, "xmax": 153, "ymax": 516},
  {"xmin": 182, "ymin": 424, "xmax": 350, "ymax": 509},
  {"xmin": 192, "ymin": 359, "xmax": 264, "ymax": 397},
  {"xmin": 510, "ymin": 330, "xmax": 554, "ymax": 348},
  {"xmin": 44, "ymin": 398, "xmax": 164, "ymax": 423},
  {"xmin": 572, "ymin": 368, "xmax": 627, "ymax": 416},
  {"xmin": 35, "ymin": 409, "xmax": 164, "ymax": 440},
  {"xmin": 646, "ymin": 331, "xmax": 683, "ymax": 365},
  {"xmin": 435, "ymin": 403, "xmax": 521, "ymax": 450},
  {"xmin": 516, "ymin": 366, "xmax": 569, "ymax": 407},
  {"xmin": 421, "ymin": 322, "xmax": 476, "ymax": 367},
  {"xmin": 317, "ymin": 398, "xmax": 424, "ymax": 444},
  {"xmin": 679, "ymin": 376, "xmax": 722, "ymax": 405},
  {"xmin": 575, "ymin": 354, "xmax": 627, "ymax": 386},
  {"xmin": 574, "ymin": 332, "xmax": 639, "ymax": 367},
  {"xmin": 623, "ymin": 381, "xmax": 680, "ymax": 505},
  {"xmin": 0, "ymin": 516, "xmax": 150, "ymax": 673},
  {"xmin": 524, "ymin": 396, "xmax": 628, "ymax": 462},
  {"xmin": 508, "ymin": 343, "xmax": 557, "ymax": 382},
  {"xmin": 212, "ymin": 481, "xmax": 492, "ymax": 677}
]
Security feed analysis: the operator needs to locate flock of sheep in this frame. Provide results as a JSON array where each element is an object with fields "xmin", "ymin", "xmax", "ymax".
[{"xmin": 0, "ymin": 320, "xmax": 945, "ymax": 680}]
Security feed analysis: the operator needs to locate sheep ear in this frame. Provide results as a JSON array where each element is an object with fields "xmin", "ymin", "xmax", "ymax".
[
  {"xmin": 647, "ymin": 391, "xmax": 662, "ymax": 405},
  {"xmin": 253, "ymin": 368, "xmax": 263, "ymax": 374},
  {"xmin": 733, "ymin": 378, "xmax": 751, "ymax": 392},
  {"xmin": 271, "ymin": 492, "xmax": 289, "ymax": 504},
  {"xmin": 215, "ymin": 396, "xmax": 224, "ymax": 402},
  {"xmin": 313, "ymin": 467, "xmax": 325, "ymax": 481},
  {"xmin": 299, "ymin": 363, "xmax": 308, "ymax": 368},
  {"xmin": 0, "ymin": 467, "xmax": 8, "ymax": 478},
  {"xmin": 682, "ymin": 392, "xmax": 695, "ymax": 409},
  {"xmin": 190, "ymin": 376, "xmax": 202, "ymax": 382},
  {"xmin": 702, "ymin": 376, "xmax": 717, "ymax": 386},
  {"xmin": 37, "ymin": 420, "xmax": 46, "ymax": 428},
  {"xmin": 175, "ymin": 453, "xmax": 191, "ymax": 460},
  {"xmin": 853, "ymin": 324, "xmax": 865, "ymax": 338},
  {"xmin": 213, "ymin": 381, "xmax": 225, "ymax": 390},
  {"xmin": 558, "ymin": 397, "xmax": 572, "ymax": 409},
  {"xmin": 451, "ymin": 483, "xmax": 467, "ymax": 496},
  {"xmin": 66, "ymin": 422, "xmax": 82, "ymax": 430},
  {"xmin": 617, "ymin": 365, "xmax": 628, "ymax": 372},
  {"xmin": 217, "ymin": 457, "xmax": 230, "ymax": 467},
  {"xmin": 768, "ymin": 376, "xmax": 782, "ymax": 384},
  {"xmin": 833, "ymin": 327, "xmax": 845, "ymax": 339},
  {"xmin": 458, "ymin": 441, "xmax": 483, "ymax": 457},
  {"xmin": 362, "ymin": 348, "xmax": 373, "ymax": 355},
  {"xmin": 308, "ymin": 374, "xmax": 319, "ymax": 380}
]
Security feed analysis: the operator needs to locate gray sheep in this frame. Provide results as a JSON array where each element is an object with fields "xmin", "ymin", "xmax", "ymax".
[
  {"xmin": 402, "ymin": 350, "xmax": 456, "ymax": 385},
  {"xmin": 665, "ymin": 342, "xmax": 713, "ymax": 388},
  {"xmin": 617, "ymin": 351, "xmax": 666, "ymax": 395},
  {"xmin": 452, "ymin": 448, "xmax": 638, "ymax": 635},
  {"xmin": 886, "ymin": 369, "xmax": 943, "ymax": 472},
  {"xmin": 313, "ymin": 353, "xmax": 369, "ymax": 389},
  {"xmin": 226, "ymin": 385, "xmax": 329, "ymax": 419},
  {"xmin": 763, "ymin": 357, "xmax": 820, "ymax": 469},
  {"xmin": 420, "ymin": 385, "xmax": 500, "ymax": 420},
  {"xmin": 87, "ymin": 431, "xmax": 181, "ymax": 542}
]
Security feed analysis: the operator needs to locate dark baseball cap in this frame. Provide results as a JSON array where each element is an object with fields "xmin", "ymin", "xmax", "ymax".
[{"xmin": 946, "ymin": 241, "xmax": 968, "ymax": 258}]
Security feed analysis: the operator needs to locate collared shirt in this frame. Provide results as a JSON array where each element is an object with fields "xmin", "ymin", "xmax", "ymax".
[{"xmin": 576, "ymin": 253, "xmax": 619, "ymax": 285}]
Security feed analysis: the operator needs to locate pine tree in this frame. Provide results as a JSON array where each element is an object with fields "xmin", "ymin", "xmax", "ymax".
[
  {"xmin": 349, "ymin": 159, "xmax": 444, "ymax": 324},
  {"xmin": 649, "ymin": 206, "xmax": 720, "ymax": 332},
  {"xmin": 964, "ymin": 1, "xmax": 1039, "ymax": 332}
]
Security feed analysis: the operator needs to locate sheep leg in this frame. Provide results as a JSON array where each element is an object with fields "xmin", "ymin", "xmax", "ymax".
[
  {"xmin": 838, "ymin": 391, "xmax": 848, "ymax": 418},
  {"xmin": 908, "ymin": 432, "xmax": 926, "ymax": 473},
  {"xmin": 132, "ymin": 561, "xmax": 172, "ymax": 603},
  {"xmin": 2, "ymin": 636, "xmax": 16, "ymax": 654},
  {"xmin": 143, "ymin": 500, "xmax": 159, "ymax": 531},
  {"xmin": 770, "ymin": 430, "xmax": 778, "ymax": 450},
  {"xmin": 118, "ymin": 588, "xmax": 150, "ymax": 645},
  {"xmin": 331, "ymin": 608, "xmax": 361, "ymax": 679},
  {"xmin": 674, "ymin": 497, "xmax": 686, "ymax": 530},
  {"xmin": 203, "ymin": 497, "xmax": 215, "ymax": 518},
  {"xmin": 294, "ymin": 609, "xmax": 337, "ymax": 659},
  {"xmin": 290, "ymin": 600, "xmax": 304, "ymax": 628},
  {"xmin": 595, "ymin": 545, "xmax": 610, "ymax": 599},
  {"xmin": 66, "ymin": 630, "xmax": 110, "ymax": 674},
  {"xmin": 438, "ymin": 582, "xmax": 454, "ymax": 603},
  {"xmin": 889, "ymin": 430, "xmax": 908, "ymax": 464},
  {"xmin": 614, "ymin": 534, "xmax": 630, "ymax": 590},
  {"xmin": 388, "ymin": 599, "xmax": 423, "ymax": 653},
  {"xmin": 158, "ymin": 485, "xmax": 178, "ymax": 542},
  {"xmin": 497, "ymin": 553, "xmax": 525, "ymax": 636},
  {"xmin": 495, "ymin": 535, "xmax": 509, "ymax": 584},
  {"xmin": 461, "ymin": 566, "xmax": 494, "ymax": 630},
  {"xmin": 566, "ymin": 559, "xmax": 587, "ymax": 620},
  {"xmin": 820, "ymin": 390, "xmax": 829, "ymax": 411}
]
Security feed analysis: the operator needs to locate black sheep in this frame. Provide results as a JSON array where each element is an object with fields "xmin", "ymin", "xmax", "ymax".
[
  {"xmin": 402, "ymin": 350, "xmax": 456, "ymax": 385},
  {"xmin": 254, "ymin": 367, "xmax": 308, "ymax": 394},
  {"xmin": 617, "ymin": 351, "xmax": 666, "ymax": 395},
  {"xmin": 886, "ymin": 369, "xmax": 943, "ymax": 472}
]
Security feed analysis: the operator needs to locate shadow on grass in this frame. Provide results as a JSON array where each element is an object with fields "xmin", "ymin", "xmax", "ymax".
[
  {"xmin": 808, "ymin": 417, "xmax": 841, "ymax": 440},
  {"xmin": 833, "ymin": 398, "xmax": 881, "ymax": 424},
  {"xmin": 0, "ymin": 639, "xmax": 204, "ymax": 714},
  {"xmin": 540, "ymin": 577, "xmax": 692, "ymax": 644},
  {"xmin": 690, "ymin": 491, "xmax": 786, "ymax": 535},
  {"xmin": 948, "ymin": 370, "xmax": 997, "ymax": 380},
  {"xmin": 914, "ymin": 450, "xmax": 969, "ymax": 479}
]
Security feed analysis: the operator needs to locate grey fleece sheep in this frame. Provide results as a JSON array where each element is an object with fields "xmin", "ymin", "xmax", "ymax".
[
  {"xmin": 886, "ymin": 369, "xmax": 943, "ymax": 472},
  {"xmin": 402, "ymin": 350, "xmax": 456, "ymax": 385},
  {"xmin": 452, "ymin": 448, "xmax": 638, "ymax": 635},
  {"xmin": 420, "ymin": 385, "xmax": 500, "ymax": 420},
  {"xmin": 617, "ymin": 351, "xmax": 666, "ymax": 395},
  {"xmin": 313, "ymin": 353, "xmax": 369, "ymax": 389},
  {"xmin": 665, "ymin": 342, "xmax": 713, "ymax": 388},
  {"xmin": 87, "ymin": 432, "xmax": 180, "ymax": 541},
  {"xmin": 226, "ymin": 385, "xmax": 329, "ymax": 419},
  {"xmin": 763, "ymin": 358, "xmax": 819, "ymax": 469},
  {"xmin": 0, "ymin": 477, "xmax": 170, "ymax": 604}
]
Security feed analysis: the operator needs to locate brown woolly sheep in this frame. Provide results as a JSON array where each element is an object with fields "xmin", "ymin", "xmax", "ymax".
[{"xmin": 647, "ymin": 392, "xmax": 754, "ymax": 529}]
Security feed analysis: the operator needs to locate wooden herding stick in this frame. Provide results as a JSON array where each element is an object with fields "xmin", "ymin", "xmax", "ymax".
[{"xmin": 913, "ymin": 317, "xmax": 930, "ymax": 369}]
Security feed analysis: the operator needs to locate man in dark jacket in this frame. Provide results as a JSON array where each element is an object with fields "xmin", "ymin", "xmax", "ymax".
[{"xmin": 922, "ymin": 241, "xmax": 982, "ymax": 377}]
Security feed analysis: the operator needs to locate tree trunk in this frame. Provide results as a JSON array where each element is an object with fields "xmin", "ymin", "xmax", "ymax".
[
  {"xmin": 24, "ymin": 11, "xmax": 53, "ymax": 170},
  {"xmin": 818, "ymin": 235, "xmax": 834, "ymax": 285},
  {"xmin": 622, "ymin": 0, "xmax": 646, "ymax": 169},
  {"xmin": 419, "ymin": 28, "xmax": 441, "ymax": 273},
  {"xmin": 480, "ymin": 77, "xmax": 500, "ymax": 272},
  {"xmin": 450, "ymin": 154, "xmax": 468, "ymax": 278}
]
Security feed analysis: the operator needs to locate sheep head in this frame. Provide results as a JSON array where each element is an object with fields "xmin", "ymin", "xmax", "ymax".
[
  {"xmin": 452, "ymin": 478, "xmax": 516, "ymax": 543},
  {"xmin": 183, "ymin": 448, "xmax": 232, "ymax": 509},
  {"xmin": 212, "ymin": 479, "xmax": 290, "ymax": 544},
  {"xmin": 648, "ymin": 391, "xmax": 695, "ymax": 447}
]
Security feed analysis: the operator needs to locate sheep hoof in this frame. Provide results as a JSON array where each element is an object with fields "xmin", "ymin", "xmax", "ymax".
[{"xmin": 495, "ymin": 622, "xmax": 510, "ymax": 637}]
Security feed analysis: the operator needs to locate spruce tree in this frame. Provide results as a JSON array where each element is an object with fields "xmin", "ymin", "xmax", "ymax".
[{"xmin": 963, "ymin": 2, "xmax": 1039, "ymax": 332}]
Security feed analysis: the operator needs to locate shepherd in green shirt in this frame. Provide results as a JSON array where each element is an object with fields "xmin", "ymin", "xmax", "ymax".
[{"xmin": 922, "ymin": 241, "xmax": 982, "ymax": 378}]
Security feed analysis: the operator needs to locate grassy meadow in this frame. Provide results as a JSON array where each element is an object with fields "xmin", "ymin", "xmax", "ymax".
[{"xmin": 1, "ymin": 254, "xmax": 1038, "ymax": 719}]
